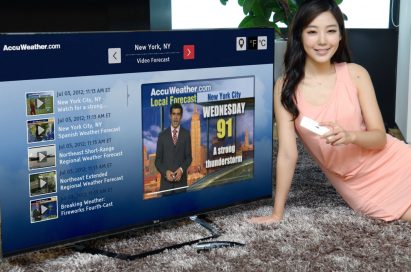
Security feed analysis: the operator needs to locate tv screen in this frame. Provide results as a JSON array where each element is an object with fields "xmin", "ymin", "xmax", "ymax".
[{"xmin": 0, "ymin": 28, "xmax": 274, "ymax": 257}]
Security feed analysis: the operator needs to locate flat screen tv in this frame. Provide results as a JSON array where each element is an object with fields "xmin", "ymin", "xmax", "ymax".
[{"xmin": 0, "ymin": 28, "xmax": 274, "ymax": 257}]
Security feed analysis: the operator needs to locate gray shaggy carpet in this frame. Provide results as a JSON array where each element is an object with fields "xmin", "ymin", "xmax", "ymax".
[{"xmin": 1, "ymin": 141, "xmax": 410, "ymax": 271}]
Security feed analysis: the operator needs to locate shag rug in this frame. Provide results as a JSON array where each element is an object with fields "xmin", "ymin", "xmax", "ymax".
[{"xmin": 1, "ymin": 141, "xmax": 410, "ymax": 272}]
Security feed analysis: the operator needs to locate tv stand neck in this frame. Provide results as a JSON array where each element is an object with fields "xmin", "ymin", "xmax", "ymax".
[{"xmin": 189, "ymin": 214, "xmax": 220, "ymax": 238}]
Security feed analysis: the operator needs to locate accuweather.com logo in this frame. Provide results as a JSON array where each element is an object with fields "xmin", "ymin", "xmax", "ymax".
[{"xmin": 2, "ymin": 43, "xmax": 61, "ymax": 52}]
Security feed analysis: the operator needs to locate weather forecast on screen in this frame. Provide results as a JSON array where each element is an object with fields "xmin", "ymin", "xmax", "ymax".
[{"xmin": 0, "ymin": 29, "xmax": 273, "ymax": 257}]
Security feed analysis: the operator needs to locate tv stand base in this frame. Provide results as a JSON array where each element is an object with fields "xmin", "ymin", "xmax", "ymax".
[{"xmin": 72, "ymin": 214, "xmax": 244, "ymax": 260}]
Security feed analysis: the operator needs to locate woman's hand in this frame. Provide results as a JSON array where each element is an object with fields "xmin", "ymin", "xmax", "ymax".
[
  {"xmin": 247, "ymin": 214, "xmax": 283, "ymax": 224},
  {"xmin": 320, "ymin": 122, "xmax": 354, "ymax": 146}
]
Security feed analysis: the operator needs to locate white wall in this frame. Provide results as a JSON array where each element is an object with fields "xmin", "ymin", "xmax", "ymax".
[
  {"xmin": 339, "ymin": 0, "xmax": 390, "ymax": 28},
  {"xmin": 395, "ymin": 1, "xmax": 411, "ymax": 142},
  {"xmin": 172, "ymin": 0, "xmax": 390, "ymax": 29}
]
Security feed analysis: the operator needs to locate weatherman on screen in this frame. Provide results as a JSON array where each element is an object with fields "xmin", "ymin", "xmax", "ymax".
[{"xmin": 155, "ymin": 103, "xmax": 192, "ymax": 195}]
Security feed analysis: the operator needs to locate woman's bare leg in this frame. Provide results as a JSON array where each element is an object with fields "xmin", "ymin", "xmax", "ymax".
[{"xmin": 401, "ymin": 206, "xmax": 411, "ymax": 221}]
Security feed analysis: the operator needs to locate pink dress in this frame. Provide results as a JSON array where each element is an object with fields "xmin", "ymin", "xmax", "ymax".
[{"xmin": 295, "ymin": 62, "xmax": 411, "ymax": 221}]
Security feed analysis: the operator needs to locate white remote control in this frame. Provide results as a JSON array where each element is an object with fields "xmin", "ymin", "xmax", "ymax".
[{"xmin": 300, "ymin": 116, "xmax": 329, "ymax": 136}]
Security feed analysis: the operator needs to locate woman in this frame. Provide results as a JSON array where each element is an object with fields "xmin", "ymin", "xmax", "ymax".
[{"xmin": 251, "ymin": 0, "xmax": 411, "ymax": 224}]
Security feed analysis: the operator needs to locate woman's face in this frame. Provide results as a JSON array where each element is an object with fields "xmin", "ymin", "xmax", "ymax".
[{"xmin": 301, "ymin": 11, "xmax": 341, "ymax": 64}]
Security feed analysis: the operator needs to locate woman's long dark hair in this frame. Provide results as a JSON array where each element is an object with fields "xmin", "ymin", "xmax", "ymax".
[{"xmin": 281, "ymin": 0, "xmax": 351, "ymax": 119}]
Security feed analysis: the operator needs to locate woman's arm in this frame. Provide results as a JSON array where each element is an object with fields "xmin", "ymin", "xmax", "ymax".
[
  {"xmin": 249, "ymin": 78, "xmax": 298, "ymax": 224},
  {"xmin": 321, "ymin": 63, "xmax": 386, "ymax": 150}
]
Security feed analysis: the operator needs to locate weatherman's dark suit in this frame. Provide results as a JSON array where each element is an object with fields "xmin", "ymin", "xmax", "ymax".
[{"xmin": 155, "ymin": 127, "xmax": 192, "ymax": 194}]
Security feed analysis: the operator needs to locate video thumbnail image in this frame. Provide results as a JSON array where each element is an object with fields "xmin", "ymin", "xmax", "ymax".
[
  {"xmin": 27, "ymin": 118, "xmax": 55, "ymax": 143},
  {"xmin": 26, "ymin": 91, "xmax": 54, "ymax": 116},
  {"xmin": 30, "ymin": 196, "xmax": 58, "ymax": 223},
  {"xmin": 141, "ymin": 77, "xmax": 256, "ymax": 199},
  {"xmin": 29, "ymin": 171, "xmax": 57, "ymax": 197},
  {"xmin": 142, "ymin": 102, "xmax": 254, "ymax": 199},
  {"xmin": 28, "ymin": 145, "xmax": 56, "ymax": 170}
]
